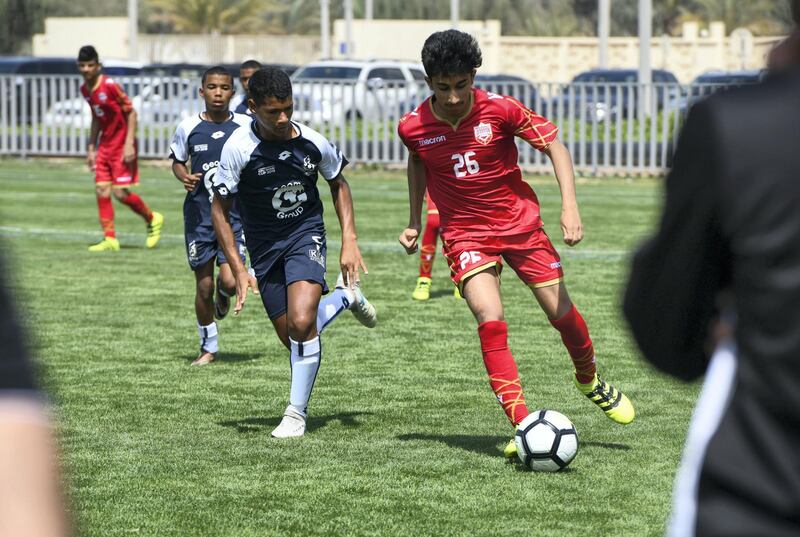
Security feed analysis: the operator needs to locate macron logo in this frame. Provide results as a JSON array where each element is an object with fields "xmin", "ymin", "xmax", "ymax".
[{"xmin": 418, "ymin": 135, "xmax": 446, "ymax": 148}]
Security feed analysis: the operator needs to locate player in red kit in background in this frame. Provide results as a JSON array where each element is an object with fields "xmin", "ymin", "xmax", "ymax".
[
  {"xmin": 411, "ymin": 190, "xmax": 460, "ymax": 300},
  {"xmin": 398, "ymin": 30, "xmax": 635, "ymax": 459},
  {"xmin": 78, "ymin": 45, "xmax": 164, "ymax": 252}
]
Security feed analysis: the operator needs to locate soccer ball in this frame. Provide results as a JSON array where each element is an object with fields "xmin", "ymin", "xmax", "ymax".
[{"xmin": 514, "ymin": 409, "xmax": 578, "ymax": 472}]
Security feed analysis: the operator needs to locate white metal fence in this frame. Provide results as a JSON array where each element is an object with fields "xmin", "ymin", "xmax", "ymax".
[{"xmin": 0, "ymin": 74, "xmax": 733, "ymax": 174}]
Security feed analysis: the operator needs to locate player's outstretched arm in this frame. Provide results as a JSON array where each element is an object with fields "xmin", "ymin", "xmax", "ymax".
[
  {"xmin": 329, "ymin": 174, "xmax": 367, "ymax": 287},
  {"xmin": 544, "ymin": 139, "xmax": 583, "ymax": 246},
  {"xmin": 398, "ymin": 153, "xmax": 426, "ymax": 255},
  {"xmin": 170, "ymin": 160, "xmax": 201, "ymax": 192},
  {"xmin": 211, "ymin": 195, "xmax": 257, "ymax": 314}
]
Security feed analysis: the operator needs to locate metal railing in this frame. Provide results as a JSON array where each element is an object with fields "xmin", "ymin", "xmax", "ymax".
[{"xmin": 0, "ymin": 74, "xmax": 741, "ymax": 174}]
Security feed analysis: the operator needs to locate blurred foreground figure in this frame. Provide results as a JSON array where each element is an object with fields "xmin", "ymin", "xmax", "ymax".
[
  {"xmin": 625, "ymin": 2, "xmax": 800, "ymax": 535},
  {"xmin": 0, "ymin": 255, "xmax": 70, "ymax": 537}
]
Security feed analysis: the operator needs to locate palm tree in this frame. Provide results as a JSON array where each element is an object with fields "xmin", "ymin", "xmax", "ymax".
[{"xmin": 146, "ymin": 0, "xmax": 277, "ymax": 34}]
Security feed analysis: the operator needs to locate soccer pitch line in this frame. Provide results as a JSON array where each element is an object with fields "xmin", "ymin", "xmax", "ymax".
[{"xmin": 0, "ymin": 225, "xmax": 630, "ymax": 260}]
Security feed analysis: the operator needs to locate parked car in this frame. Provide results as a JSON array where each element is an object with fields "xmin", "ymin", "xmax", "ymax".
[
  {"xmin": 44, "ymin": 76, "xmax": 197, "ymax": 128},
  {"xmin": 551, "ymin": 68, "xmax": 680, "ymax": 122},
  {"xmin": 670, "ymin": 70, "xmax": 764, "ymax": 113},
  {"xmin": 291, "ymin": 59, "xmax": 426, "ymax": 123}
]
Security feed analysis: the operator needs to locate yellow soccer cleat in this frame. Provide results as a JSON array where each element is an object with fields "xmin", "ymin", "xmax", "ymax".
[
  {"xmin": 412, "ymin": 276, "xmax": 432, "ymax": 301},
  {"xmin": 575, "ymin": 373, "xmax": 635, "ymax": 425},
  {"xmin": 145, "ymin": 211, "xmax": 164, "ymax": 249},
  {"xmin": 504, "ymin": 435, "xmax": 518, "ymax": 460},
  {"xmin": 453, "ymin": 285, "xmax": 462, "ymax": 299},
  {"xmin": 88, "ymin": 237, "xmax": 120, "ymax": 252}
]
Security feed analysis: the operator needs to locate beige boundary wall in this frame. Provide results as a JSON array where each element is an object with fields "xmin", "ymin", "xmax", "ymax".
[{"xmin": 33, "ymin": 17, "xmax": 783, "ymax": 82}]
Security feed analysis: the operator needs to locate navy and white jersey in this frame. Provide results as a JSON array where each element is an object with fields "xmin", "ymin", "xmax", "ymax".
[
  {"xmin": 214, "ymin": 120, "xmax": 348, "ymax": 248},
  {"xmin": 169, "ymin": 112, "xmax": 251, "ymax": 226},
  {"xmin": 230, "ymin": 94, "xmax": 252, "ymax": 116}
]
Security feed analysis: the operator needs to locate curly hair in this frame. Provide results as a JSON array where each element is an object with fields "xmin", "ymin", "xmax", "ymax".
[
  {"xmin": 421, "ymin": 30, "xmax": 482, "ymax": 78},
  {"xmin": 247, "ymin": 67, "xmax": 292, "ymax": 104}
]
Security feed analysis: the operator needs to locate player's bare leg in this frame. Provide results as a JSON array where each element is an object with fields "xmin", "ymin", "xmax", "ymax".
[
  {"xmin": 88, "ymin": 184, "xmax": 120, "ymax": 252},
  {"xmin": 462, "ymin": 268, "xmax": 530, "ymax": 459},
  {"xmin": 271, "ymin": 281, "xmax": 322, "ymax": 439},
  {"xmin": 191, "ymin": 260, "xmax": 218, "ymax": 366},
  {"xmin": 214, "ymin": 262, "xmax": 236, "ymax": 320},
  {"xmin": 532, "ymin": 282, "xmax": 635, "ymax": 424}
]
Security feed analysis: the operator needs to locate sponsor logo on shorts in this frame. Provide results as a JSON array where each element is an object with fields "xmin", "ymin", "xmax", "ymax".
[
  {"xmin": 418, "ymin": 135, "xmax": 446, "ymax": 148},
  {"xmin": 188, "ymin": 240, "xmax": 199, "ymax": 262},
  {"xmin": 211, "ymin": 130, "xmax": 226, "ymax": 140},
  {"xmin": 308, "ymin": 235, "xmax": 325, "ymax": 267},
  {"xmin": 550, "ymin": 261, "xmax": 562, "ymax": 269},
  {"xmin": 474, "ymin": 122, "xmax": 493, "ymax": 145},
  {"xmin": 116, "ymin": 175, "xmax": 132, "ymax": 184},
  {"xmin": 194, "ymin": 144, "xmax": 208, "ymax": 152},
  {"xmin": 257, "ymin": 165, "xmax": 276, "ymax": 176}
]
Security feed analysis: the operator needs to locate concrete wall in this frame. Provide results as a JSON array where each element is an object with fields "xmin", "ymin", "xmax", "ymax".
[{"xmin": 33, "ymin": 17, "xmax": 131, "ymax": 59}]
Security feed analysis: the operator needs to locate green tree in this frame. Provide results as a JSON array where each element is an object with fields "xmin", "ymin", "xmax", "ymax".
[{"xmin": 146, "ymin": 0, "xmax": 273, "ymax": 34}]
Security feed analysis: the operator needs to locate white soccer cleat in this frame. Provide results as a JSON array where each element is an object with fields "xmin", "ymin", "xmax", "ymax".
[
  {"xmin": 271, "ymin": 407, "xmax": 307, "ymax": 438},
  {"xmin": 336, "ymin": 273, "xmax": 377, "ymax": 328}
]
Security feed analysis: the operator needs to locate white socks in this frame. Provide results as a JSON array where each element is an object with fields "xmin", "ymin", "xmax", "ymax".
[
  {"xmin": 197, "ymin": 322, "xmax": 218, "ymax": 353},
  {"xmin": 316, "ymin": 288, "xmax": 353, "ymax": 333},
  {"xmin": 288, "ymin": 336, "xmax": 321, "ymax": 415}
]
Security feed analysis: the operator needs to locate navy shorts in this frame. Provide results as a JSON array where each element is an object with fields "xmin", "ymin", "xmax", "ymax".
[
  {"xmin": 252, "ymin": 231, "xmax": 329, "ymax": 320},
  {"xmin": 185, "ymin": 222, "xmax": 246, "ymax": 270}
]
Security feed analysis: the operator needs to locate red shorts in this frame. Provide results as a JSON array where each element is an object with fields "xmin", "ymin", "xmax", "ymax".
[
  {"xmin": 95, "ymin": 145, "xmax": 139, "ymax": 188},
  {"xmin": 443, "ymin": 229, "xmax": 564, "ymax": 290}
]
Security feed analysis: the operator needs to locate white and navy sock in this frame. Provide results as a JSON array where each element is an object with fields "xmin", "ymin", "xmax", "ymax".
[
  {"xmin": 316, "ymin": 288, "xmax": 353, "ymax": 333},
  {"xmin": 197, "ymin": 321, "xmax": 219, "ymax": 354},
  {"xmin": 288, "ymin": 336, "xmax": 322, "ymax": 416}
]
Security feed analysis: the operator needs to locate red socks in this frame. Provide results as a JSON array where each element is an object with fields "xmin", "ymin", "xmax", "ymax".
[
  {"xmin": 96, "ymin": 195, "xmax": 116, "ymax": 238},
  {"xmin": 120, "ymin": 192, "xmax": 153, "ymax": 223},
  {"xmin": 550, "ymin": 305, "xmax": 596, "ymax": 384},
  {"xmin": 419, "ymin": 212, "xmax": 440, "ymax": 278},
  {"xmin": 477, "ymin": 320, "xmax": 529, "ymax": 425}
]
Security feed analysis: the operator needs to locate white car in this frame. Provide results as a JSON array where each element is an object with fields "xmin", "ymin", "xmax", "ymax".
[
  {"xmin": 44, "ymin": 77, "xmax": 199, "ymax": 129},
  {"xmin": 291, "ymin": 60, "xmax": 426, "ymax": 125}
]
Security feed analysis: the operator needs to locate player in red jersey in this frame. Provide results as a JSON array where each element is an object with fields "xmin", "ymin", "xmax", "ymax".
[
  {"xmin": 397, "ymin": 30, "xmax": 635, "ymax": 459},
  {"xmin": 77, "ymin": 45, "xmax": 163, "ymax": 252},
  {"xmin": 411, "ymin": 190, "xmax": 460, "ymax": 300}
]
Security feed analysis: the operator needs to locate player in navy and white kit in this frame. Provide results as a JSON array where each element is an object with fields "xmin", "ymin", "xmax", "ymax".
[
  {"xmin": 229, "ymin": 59, "xmax": 260, "ymax": 116},
  {"xmin": 211, "ymin": 67, "xmax": 377, "ymax": 438},
  {"xmin": 169, "ymin": 66, "xmax": 251, "ymax": 366}
]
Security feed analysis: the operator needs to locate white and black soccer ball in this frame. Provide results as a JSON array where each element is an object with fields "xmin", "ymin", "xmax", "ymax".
[{"xmin": 514, "ymin": 409, "xmax": 578, "ymax": 472}]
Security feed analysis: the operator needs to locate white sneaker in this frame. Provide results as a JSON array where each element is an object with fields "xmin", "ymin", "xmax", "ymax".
[
  {"xmin": 336, "ymin": 273, "xmax": 377, "ymax": 328},
  {"xmin": 271, "ymin": 407, "xmax": 307, "ymax": 438}
]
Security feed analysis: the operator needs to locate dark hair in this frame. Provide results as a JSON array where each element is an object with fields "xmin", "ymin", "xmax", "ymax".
[
  {"xmin": 793, "ymin": 0, "xmax": 800, "ymax": 25},
  {"xmin": 248, "ymin": 67, "xmax": 292, "ymax": 104},
  {"xmin": 202, "ymin": 65, "xmax": 232, "ymax": 86},
  {"xmin": 77, "ymin": 45, "xmax": 99, "ymax": 63},
  {"xmin": 421, "ymin": 30, "xmax": 482, "ymax": 78},
  {"xmin": 240, "ymin": 59, "xmax": 262, "ymax": 71}
]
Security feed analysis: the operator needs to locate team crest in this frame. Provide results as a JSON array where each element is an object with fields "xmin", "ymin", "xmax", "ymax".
[
  {"xmin": 98, "ymin": 92, "xmax": 108, "ymax": 102},
  {"xmin": 473, "ymin": 122, "xmax": 493, "ymax": 145}
]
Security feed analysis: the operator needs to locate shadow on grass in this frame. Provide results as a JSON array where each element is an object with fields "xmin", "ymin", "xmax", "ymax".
[
  {"xmin": 581, "ymin": 440, "xmax": 631, "ymax": 451},
  {"xmin": 426, "ymin": 288, "xmax": 460, "ymax": 300},
  {"xmin": 218, "ymin": 411, "xmax": 372, "ymax": 434},
  {"xmin": 397, "ymin": 433, "xmax": 508, "ymax": 458},
  {"xmin": 182, "ymin": 351, "xmax": 262, "ymax": 364}
]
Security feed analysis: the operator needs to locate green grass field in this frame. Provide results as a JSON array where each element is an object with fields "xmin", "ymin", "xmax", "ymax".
[{"xmin": 0, "ymin": 158, "xmax": 698, "ymax": 537}]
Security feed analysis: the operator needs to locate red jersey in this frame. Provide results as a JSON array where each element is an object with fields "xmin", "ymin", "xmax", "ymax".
[
  {"xmin": 398, "ymin": 88, "xmax": 558, "ymax": 240},
  {"xmin": 80, "ymin": 75, "xmax": 134, "ymax": 151}
]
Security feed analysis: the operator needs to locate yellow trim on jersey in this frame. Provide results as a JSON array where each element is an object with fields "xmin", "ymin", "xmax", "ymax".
[
  {"xmin": 428, "ymin": 91, "xmax": 475, "ymax": 131},
  {"xmin": 528, "ymin": 277, "xmax": 564, "ymax": 289}
]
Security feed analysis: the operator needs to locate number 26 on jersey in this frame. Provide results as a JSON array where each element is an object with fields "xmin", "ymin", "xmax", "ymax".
[{"xmin": 451, "ymin": 151, "xmax": 479, "ymax": 178}]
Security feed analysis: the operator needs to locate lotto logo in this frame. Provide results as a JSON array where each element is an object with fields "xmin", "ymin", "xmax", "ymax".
[
  {"xmin": 278, "ymin": 151, "xmax": 292, "ymax": 161},
  {"xmin": 211, "ymin": 131, "xmax": 226, "ymax": 140}
]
